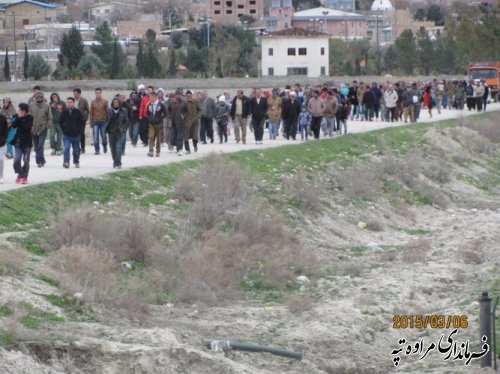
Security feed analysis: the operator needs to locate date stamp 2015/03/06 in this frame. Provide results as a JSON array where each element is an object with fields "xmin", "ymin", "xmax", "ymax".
[{"xmin": 393, "ymin": 315, "xmax": 468, "ymax": 329}]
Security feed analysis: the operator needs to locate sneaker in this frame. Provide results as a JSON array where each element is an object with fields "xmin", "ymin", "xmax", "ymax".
[
  {"xmin": 16, "ymin": 175, "xmax": 21, "ymax": 184},
  {"xmin": 259, "ymin": 141, "xmax": 263, "ymax": 144},
  {"xmin": 63, "ymin": 163, "xmax": 69, "ymax": 168},
  {"xmin": 147, "ymin": 152, "xmax": 154, "ymax": 157},
  {"xmin": 194, "ymin": 145, "xmax": 198, "ymax": 152},
  {"xmin": 155, "ymin": 153, "xmax": 160, "ymax": 157},
  {"xmin": 201, "ymin": 141, "xmax": 207, "ymax": 145},
  {"xmin": 116, "ymin": 165, "xmax": 122, "ymax": 169},
  {"xmin": 75, "ymin": 163, "xmax": 80, "ymax": 168},
  {"xmin": 103, "ymin": 144, "xmax": 108, "ymax": 154},
  {"xmin": 5, "ymin": 153, "xmax": 13, "ymax": 159},
  {"xmin": 95, "ymin": 151, "xmax": 100, "ymax": 155},
  {"xmin": 177, "ymin": 151, "xmax": 182, "ymax": 156},
  {"xmin": 81, "ymin": 149, "xmax": 85, "ymax": 154},
  {"xmin": 210, "ymin": 138, "xmax": 214, "ymax": 144},
  {"xmin": 185, "ymin": 150, "xmax": 191, "ymax": 154},
  {"xmin": 37, "ymin": 163, "xmax": 43, "ymax": 168},
  {"xmin": 20, "ymin": 178, "xmax": 28, "ymax": 185}
]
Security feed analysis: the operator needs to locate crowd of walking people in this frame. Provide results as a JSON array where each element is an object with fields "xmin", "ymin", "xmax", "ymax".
[{"xmin": 0, "ymin": 78, "xmax": 492, "ymax": 185}]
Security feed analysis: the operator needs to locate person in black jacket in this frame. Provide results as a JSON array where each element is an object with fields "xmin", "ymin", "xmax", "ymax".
[
  {"xmin": 146, "ymin": 91, "xmax": 167, "ymax": 157},
  {"xmin": 10, "ymin": 103, "xmax": 33, "ymax": 184},
  {"xmin": 106, "ymin": 98, "xmax": 129, "ymax": 169},
  {"xmin": 363, "ymin": 86, "xmax": 375, "ymax": 121},
  {"xmin": 249, "ymin": 89, "xmax": 268, "ymax": 144},
  {"xmin": 229, "ymin": 90, "xmax": 250, "ymax": 144},
  {"xmin": 0, "ymin": 113, "xmax": 8, "ymax": 183},
  {"xmin": 59, "ymin": 97, "xmax": 85, "ymax": 169},
  {"xmin": 281, "ymin": 92, "xmax": 302, "ymax": 140}
]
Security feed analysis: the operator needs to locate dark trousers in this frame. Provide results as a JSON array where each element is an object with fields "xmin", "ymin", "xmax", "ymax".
[
  {"xmin": 109, "ymin": 131, "xmax": 125, "ymax": 167},
  {"xmin": 171, "ymin": 126, "xmax": 187, "ymax": 152},
  {"xmin": 199, "ymin": 116, "xmax": 214, "ymax": 143},
  {"xmin": 251, "ymin": 117, "xmax": 265, "ymax": 141},
  {"xmin": 217, "ymin": 122, "xmax": 228, "ymax": 143},
  {"xmin": 80, "ymin": 124, "xmax": 87, "ymax": 152},
  {"xmin": 32, "ymin": 128, "xmax": 48, "ymax": 165},
  {"xmin": 466, "ymin": 97, "xmax": 475, "ymax": 111},
  {"xmin": 284, "ymin": 117, "xmax": 298, "ymax": 140},
  {"xmin": 63, "ymin": 135, "xmax": 81, "ymax": 165},
  {"xmin": 14, "ymin": 146, "xmax": 31, "ymax": 178},
  {"xmin": 386, "ymin": 107, "xmax": 397, "ymax": 122},
  {"xmin": 50, "ymin": 123, "xmax": 63, "ymax": 151},
  {"xmin": 310, "ymin": 116, "xmax": 322, "ymax": 139},
  {"xmin": 139, "ymin": 118, "xmax": 148, "ymax": 145},
  {"xmin": 476, "ymin": 98, "xmax": 483, "ymax": 111},
  {"xmin": 130, "ymin": 121, "xmax": 139, "ymax": 145}
]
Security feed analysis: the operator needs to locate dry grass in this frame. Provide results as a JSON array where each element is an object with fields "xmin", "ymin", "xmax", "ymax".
[
  {"xmin": 331, "ymin": 162, "xmax": 381, "ymax": 200},
  {"xmin": 341, "ymin": 263, "xmax": 364, "ymax": 278},
  {"xmin": 1, "ymin": 307, "xmax": 29, "ymax": 342},
  {"xmin": 49, "ymin": 245, "xmax": 150, "ymax": 316},
  {"xmin": 282, "ymin": 168, "xmax": 324, "ymax": 214},
  {"xmin": 286, "ymin": 295, "xmax": 313, "ymax": 314},
  {"xmin": 365, "ymin": 220, "xmax": 384, "ymax": 232},
  {"xmin": 401, "ymin": 238, "xmax": 431, "ymax": 263},
  {"xmin": 0, "ymin": 247, "xmax": 28, "ymax": 276},
  {"xmin": 450, "ymin": 126, "xmax": 493, "ymax": 155},
  {"xmin": 423, "ymin": 160, "xmax": 452, "ymax": 184},
  {"xmin": 381, "ymin": 151, "xmax": 422, "ymax": 189},
  {"xmin": 462, "ymin": 117, "xmax": 500, "ymax": 144}
]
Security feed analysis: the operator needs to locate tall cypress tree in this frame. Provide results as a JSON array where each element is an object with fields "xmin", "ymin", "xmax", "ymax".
[
  {"xmin": 167, "ymin": 48, "xmax": 176, "ymax": 78},
  {"xmin": 136, "ymin": 39, "xmax": 145, "ymax": 77},
  {"xmin": 3, "ymin": 48, "xmax": 10, "ymax": 81},
  {"xmin": 23, "ymin": 43, "xmax": 29, "ymax": 80},
  {"xmin": 110, "ymin": 39, "xmax": 121, "ymax": 79},
  {"xmin": 60, "ymin": 26, "xmax": 85, "ymax": 70}
]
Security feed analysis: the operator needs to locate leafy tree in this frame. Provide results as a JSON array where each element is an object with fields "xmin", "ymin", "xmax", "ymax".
[
  {"xmin": 414, "ymin": 8, "xmax": 426, "ymax": 21},
  {"xmin": 416, "ymin": 27, "xmax": 434, "ymax": 75},
  {"xmin": 77, "ymin": 53, "xmax": 105, "ymax": 79},
  {"xmin": 170, "ymin": 32, "xmax": 184, "ymax": 49},
  {"xmin": 394, "ymin": 29, "xmax": 416, "ymax": 75},
  {"xmin": 91, "ymin": 21, "xmax": 123, "ymax": 76},
  {"xmin": 59, "ymin": 26, "xmax": 84, "ymax": 70},
  {"xmin": 3, "ymin": 48, "xmax": 10, "ymax": 81},
  {"xmin": 426, "ymin": 5, "xmax": 445, "ymax": 26},
  {"xmin": 142, "ymin": 29, "xmax": 161, "ymax": 78},
  {"xmin": 27, "ymin": 55, "xmax": 51, "ymax": 80},
  {"xmin": 23, "ymin": 43, "xmax": 29, "ymax": 80},
  {"xmin": 382, "ymin": 45, "xmax": 398, "ymax": 73},
  {"xmin": 238, "ymin": 14, "xmax": 256, "ymax": 26}
]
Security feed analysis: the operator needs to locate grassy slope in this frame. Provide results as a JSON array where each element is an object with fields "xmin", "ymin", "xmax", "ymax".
[{"xmin": 0, "ymin": 112, "xmax": 495, "ymax": 234}]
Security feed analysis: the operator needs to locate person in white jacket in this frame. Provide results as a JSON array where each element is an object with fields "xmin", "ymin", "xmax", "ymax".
[{"xmin": 384, "ymin": 85, "xmax": 398, "ymax": 122}]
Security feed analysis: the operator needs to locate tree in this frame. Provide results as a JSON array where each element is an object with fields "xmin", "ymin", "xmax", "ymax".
[
  {"xmin": 23, "ymin": 43, "xmax": 29, "ymax": 80},
  {"xmin": 293, "ymin": 0, "xmax": 321, "ymax": 9},
  {"xmin": 136, "ymin": 40, "xmax": 145, "ymax": 77},
  {"xmin": 414, "ymin": 8, "xmax": 426, "ymax": 21},
  {"xmin": 77, "ymin": 53, "xmax": 105, "ymax": 79},
  {"xmin": 142, "ymin": 29, "xmax": 161, "ymax": 78},
  {"xmin": 59, "ymin": 26, "xmax": 84, "ymax": 70},
  {"xmin": 3, "ymin": 48, "xmax": 10, "ymax": 81},
  {"xmin": 416, "ymin": 27, "xmax": 434, "ymax": 75},
  {"xmin": 110, "ymin": 39, "xmax": 122, "ymax": 79},
  {"xmin": 167, "ymin": 48, "xmax": 177, "ymax": 77},
  {"xmin": 27, "ymin": 55, "xmax": 51, "ymax": 80},
  {"xmin": 426, "ymin": 5, "xmax": 445, "ymax": 26},
  {"xmin": 382, "ymin": 45, "xmax": 398, "ymax": 73},
  {"xmin": 394, "ymin": 30, "xmax": 417, "ymax": 75}
]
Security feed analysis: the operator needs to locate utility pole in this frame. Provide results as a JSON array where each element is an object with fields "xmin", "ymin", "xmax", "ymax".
[
  {"xmin": 12, "ymin": 12, "xmax": 16, "ymax": 81},
  {"xmin": 322, "ymin": 10, "xmax": 329, "ymax": 34}
]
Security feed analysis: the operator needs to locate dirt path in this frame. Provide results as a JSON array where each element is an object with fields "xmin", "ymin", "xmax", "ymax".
[{"xmin": 1, "ymin": 103, "xmax": 499, "ymax": 192}]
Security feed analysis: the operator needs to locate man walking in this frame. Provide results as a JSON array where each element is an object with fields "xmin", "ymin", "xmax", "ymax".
[
  {"xmin": 199, "ymin": 91, "xmax": 216, "ymax": 144},
  {"xmin": 73, "ymin": 88, "xmax": 89, "ymax": 154},
  {"xmin": 138, "ymin": 86, "xmax": 154, "ymax": 146},
  {"xmin": 281, "ymin": 91, "xmax": 301, "ymax": 140},
  {"xmin": 59, "ymin": 97, "xmax": 85, "ymax": 169},
  {"xmin": 185, "ymin": 90, "xmax": 201, "ymax": 153},
  {"xmin": 89, "ymin": 88, "xmax": 109, "ymax": 155},
  {"xmin": 249, "ymin": 89, "xmax": 268, "ymax": 144},
  {"xmin": 230, "ymin": 90, "xmax": 250, "ymax": 144},
  {"xmin": 307, "ymin": 90, "xmax": 325, "ymax": 140},
  {"xmin": 106, "ymin": 97, "xmax": 129, "ymax": 169},
  {"xmin": 167, "ymin": 89, "xmax": 190, "ymax": 156},
  {"xmin": 29, "ymin": 91, "xmax": 52, "ymax": 167},
  {"xmin": 146, "ymin": 91, "xmax": 167, "ymax": 157}
]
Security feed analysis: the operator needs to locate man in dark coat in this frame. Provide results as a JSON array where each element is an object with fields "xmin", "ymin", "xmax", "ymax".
[
  {"xmin": 59, "ymin": 97, "xmax": 85, "ymax": 169},
  {"xmin": 281, "ymin": 91, "xmax": 302, "ymax": 140},
  {"xmin": 11, "ymin": 103, "xmax": 33, "ymax": 184},
  {"xmin": 249, "ymin": 89, "xmax": 268, "ymax": 144}
]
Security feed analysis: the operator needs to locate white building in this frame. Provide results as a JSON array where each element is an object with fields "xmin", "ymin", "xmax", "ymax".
[{"xmin": 261, "ymin": 27, "xmax": 330, "ymax": 78}]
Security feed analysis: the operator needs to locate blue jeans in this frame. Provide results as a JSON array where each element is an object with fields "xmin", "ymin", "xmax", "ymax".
[
  {"xmin": 108, "ymin": 131, "xmax": 125, "ymax": 167},
  {"xmin": 14, "ymin": 146, "xmax": 31, "ymax": 178},
  {"xmin": 284, "ymin": 118, "xmax": 298, "ymax": 140},
  {"xmin": 63, "ymin": 135, "xmax": 81, "ymax": 164},
  {"xmin": 130, "ymin": 121, "xmax": 139, "ymax": 146},
  {"xmin": 322, "ymin": 117, "xmax": 335, "ymax": 136},
  {"xmin": 32, "ymin": 128, "xmax": 48, "ymax": 165},
  {"xmin": 299, "ymin": 124, "xmax": 308, "ymax": 140},
  {"xmin": 268, "ymin": 121, "xmax": 279, "ymax": 140},
  {"xmin": 6, "ymin": 128, "xmax": 16, "ymax": 154},
  {"xmin": 92, "ymin": 121, "xmax": 107, "ymax": 153}
]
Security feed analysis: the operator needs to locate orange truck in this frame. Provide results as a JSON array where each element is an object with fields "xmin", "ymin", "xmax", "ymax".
[{"xmin": 468, "ymin": 61, "xmax": 500, "ymax": 102}]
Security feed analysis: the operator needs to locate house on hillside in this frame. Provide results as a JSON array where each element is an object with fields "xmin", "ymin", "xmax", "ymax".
[
  {"xmin": 0, "ymin": 0, "xmax": 58, "ymax": 30},
  {"xmin": 261, "ymin": 27, "xmax": 330, "ymax": 78}
]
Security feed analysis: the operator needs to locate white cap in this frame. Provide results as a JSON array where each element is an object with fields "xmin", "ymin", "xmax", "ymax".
[
  {"xmin": 218, "ymin": 96, "xmax": 226, "ymax": 102},
  {"xmin": 157, "ymin": 88, "xmax": 164, "ymax": 93},
  {"xmin": 290, "ymin": 91, "xmax": 297, "ymax": 96},
  {"xmin": 138, "ymin": 84, "xmax": 145, "ymax": 90}
]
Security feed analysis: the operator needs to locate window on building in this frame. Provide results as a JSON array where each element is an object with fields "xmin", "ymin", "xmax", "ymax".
[
  {"xmin": 249, "ymin": 0, "xmax": 256, "ymax": 4},
  {"xmin": 321, "ymin": 66, "xmax": 326, "ymax": 75},
  {"xmin": 268, "ymin": 67, "xmax": 274, "ymax": 76},
  {"xmin": 287, "ymin": 67, "xmax": 308, "ymax": 76},
  {"xmin": 249, "ymin": 9, "xmax": 256, "ymax": 13},
  {"xmin": 22, "ymin": 19, "xmax": 29, "ymax": 26},
  {"xmin": 320, "ymin": 47, "xmax": 325, "ymax": 55},
  {"xmin": 214, "ymin": 0, "xmax": 221, "ymax": 5},
  {"xmin": 226, "ymin": 0, "xmax": 233, "ymax": 6},
  {"xmin": 298, "ymin": 48, "xmax": 307, "ymax": 55},
  {"xmin": 226, "ymin": 9, "xmax": 233, "ymax": 14},
  {"xmin": 214, "ymin": 10, "xmax": 221, "ymax": 14},
  {"xmin": 287, "ymin": 48, "xmax": 296, "ymax": 56},
  {"xmin": 238, "ymin": 4, "xmax": 244, "ymax": 8},
  {"xmin": 268, "ymin": 48, "xmax": 273, "ymax": 56}
]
